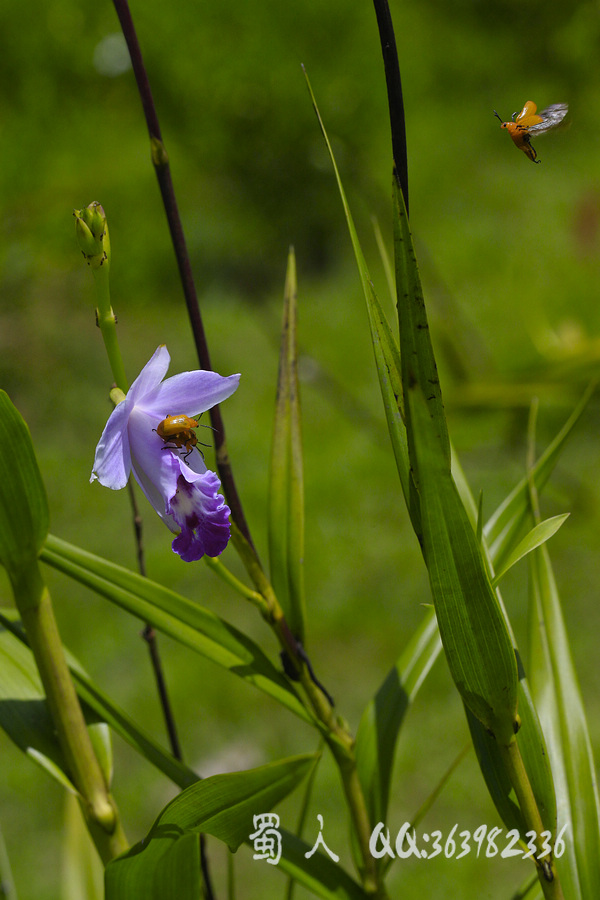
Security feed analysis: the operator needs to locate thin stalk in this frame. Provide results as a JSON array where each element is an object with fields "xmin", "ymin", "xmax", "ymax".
[
  {"xmin": 499, "ymin": 738, "xmax": 564, "ymax": 898},
  {"xmin": 127, "ymin": 479, "xmax": 183, "ymax": 762},
  {"xmin": 230, "ymin": 525, "xmax": 383, "ymax": 896},
  {"xmin": 111, "ymin": 0, "xmax": 254, "ymax": 555}
]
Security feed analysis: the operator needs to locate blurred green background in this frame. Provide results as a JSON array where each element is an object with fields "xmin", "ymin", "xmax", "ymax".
[{"xmin": 1, "ymin": 0, "xmax": 600, "ymax": 897}]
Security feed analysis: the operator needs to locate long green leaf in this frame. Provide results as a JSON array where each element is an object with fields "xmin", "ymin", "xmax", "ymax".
[
  {"xmin": 355, "ymin": 607, "xmax": 441, "ymax": 825},
  {"xmin": 0, "ymin": 392, "xmax": 49, "ymax": 587},
  {"xmin": 393, "ymin": 176, "xmax": 449, "ymax": 469},
  {"xmin": 268, "ymin": 248, "xmax": 306, "ymax": 641},
  {"xmin": 0, "ymin": 609, "xmax": 197, "ymax": 790},
  {"xmin": 528, "ymin": 543, "xmax": 600, "ymax": 899},
  {"xmin": 0, "ymin": 618, "xmax": 72, "ymax": 787},
  {"xmin": 408, "ymin": 382, "xmax": 518, "ymax": 742},
  {"xmin": 303, "ymin": 67, "xmax": 414, "ymax": 525},
  {"xmin": 484, "ymin": 380, "xmax": 596, "ymax": 572},
  {"xmin": 452, "ymin": 455, "xmax": 558, "ymax": 843},
  {"xmin": 276, "ymin": 829, "xmax": 368, "ymax": 900},
  {"xmin": 40, "ymin": 534, "xmax": 313, "ymax": 725},
  {"xmin": 105, "ymin": 755, "xmax": 315, "ymax": 900}
]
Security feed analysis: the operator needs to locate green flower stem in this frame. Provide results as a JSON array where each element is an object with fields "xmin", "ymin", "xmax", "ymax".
[
  {"xmin": 93, "ymin": 262, "xmax": 128, "ymax": 392},
  {"xmin": 230, "ymin": 525, "xmax": 383, "ymax": 896},
  {"xmin": 15, "ymin": 561, "xmax": 128, "ymax": 862},
  {"xmin": 499, "ymin": 737, "xmax": 564, "ymax": 899},
  {"xmin": 74, "ymin": 203, "xmax": 128, "ymax": 392}
]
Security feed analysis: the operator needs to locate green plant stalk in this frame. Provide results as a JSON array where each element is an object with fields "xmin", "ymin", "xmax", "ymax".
[
  {"xmin": 230, "ymin": 525, "xmax": 383, "ymax": 896},
  {"xmin": 14, "ymin": 561, "xmax": 128, "ymax": 863},
  {"xmin": 498, "ymin": 736, "xmax": 564, "ymax": 898},
  {"xmin": 203, "ymin": 554, "xmax": 267, "ymax": 612},
  {"xmin": 92, "ymin": 254, "xmax": 128, "ymax": 393}
]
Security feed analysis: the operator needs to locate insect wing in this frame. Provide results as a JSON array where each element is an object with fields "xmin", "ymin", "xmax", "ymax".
[
  {"xmin": 515, "ymin": 101, "xmax": 538, "ymax": 122},
  {"xmin": 528, "ymin": 103, "xmax": 568, "ymax": 135}
]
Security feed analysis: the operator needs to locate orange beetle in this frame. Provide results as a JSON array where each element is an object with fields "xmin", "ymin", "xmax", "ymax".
[
  {"xmin": 494, "ymin": 101, "xmax": 568, "ymax": 163},
  {"xmin": 154, "ymin": 414, "xmax": 199, "ymax": 461}
]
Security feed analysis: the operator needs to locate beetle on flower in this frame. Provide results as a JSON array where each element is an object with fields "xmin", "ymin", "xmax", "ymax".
[{"xmin": 90, "ymin": 345, "xmax": 240, "ymax": 562}]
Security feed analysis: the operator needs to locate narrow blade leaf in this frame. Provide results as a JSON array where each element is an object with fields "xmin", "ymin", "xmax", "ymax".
[
  {"xmin": 0, "ymin": 392, "xmax": 49, "ymax": 585},
  {"xmin": 408, "ymin": 382, "xmax": 518, "ymax": 742},
  {"xmin": 40, "ymin": 535, "xmax": 313, "ymax": 724},
  {"xmin": 529, "ymin": 544, "xmax": 600, "ymax": 899},
  {"xmin": 105, "ymin": 755, "xmax": 316, "ymax": 899},
  {"xmin": 268, "ymin": 248, "xmax": 306, "ymax": 641},
  {"xmin": 0, "ymin": 608, "xmax": 199, "ymax": 790},
  {"xmin": 484, "ymin": 381, "xmax": 595, "ymax": 571},
  {"xmin": 355, "ymin": 607, "xmax": 441, "ymax": 824},
  {"xmin": 303, "ymin": 67, "xmax": 414, "ymax": 524},
  {"xmin": 492, "ymin": 514, "xmax": 570, "ymax": 585}
]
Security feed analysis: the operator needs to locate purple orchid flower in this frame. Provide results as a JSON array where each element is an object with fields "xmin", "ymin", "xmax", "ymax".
[{"xmin": 91, "ymin": 345, "xmax": 240, "ymax": 562}]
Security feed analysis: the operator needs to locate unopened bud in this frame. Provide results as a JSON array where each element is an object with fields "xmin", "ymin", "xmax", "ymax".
[{"xmin": 74, "ymin": 202, "xmax": 110, "ymax": 270}]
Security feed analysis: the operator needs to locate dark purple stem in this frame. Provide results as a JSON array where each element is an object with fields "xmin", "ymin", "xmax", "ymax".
[
  {"xmin": 112, "ymin": 0, "xmax": 255, "ymax": 556},
  {"xmin": 372, "ymin": 0, "xmax": 409, "ymax": 216}
]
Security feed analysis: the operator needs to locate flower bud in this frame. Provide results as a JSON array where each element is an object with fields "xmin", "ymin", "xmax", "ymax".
[{"xmin": 74, "ymin": 202, "xmax": 110, "ymax": 270}]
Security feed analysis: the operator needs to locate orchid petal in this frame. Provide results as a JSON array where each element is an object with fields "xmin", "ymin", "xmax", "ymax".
[
  {"xmin": 90, "ymin": 400, "xmax": 132, "ymax": 489},
  {"xmin": 127, "ymin": 345, "xmax": 171, "ymax": 406},
  {"xmin": 142, "ymin": 371, "xmax": 240, "ymax": 418},
  {"xmin": 128, "ymin": 409, "xmax": 179, "ymax": 515}
]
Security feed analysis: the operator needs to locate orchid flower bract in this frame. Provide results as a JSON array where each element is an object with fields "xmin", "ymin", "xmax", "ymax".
[{"xmin": 91, "ymin": 345, "xmax": 240, "ymax": 561}]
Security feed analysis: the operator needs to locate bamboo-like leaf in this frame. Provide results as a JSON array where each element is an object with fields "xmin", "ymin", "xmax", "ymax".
[
  {"xmin": 452, "ymin": 458, "xmax": 558, "ymax": 842},
  {"xmin": 40, "ymin": 534, "xmax": 313, "ymax": 725},
  {"xmin": 0, "ymin": 609, "xmax": 198, "ymax": 791},
  {"xmin": 484, "ymin": 380, "xmax": 595, "ymax": 573},
  {"xmin": 355, "ymin": 607, "xmax": 441, "ymax": 825},
  {"xmin": 105, "ymin": 755, "xmax": 315, "ymax": 899},
  {"xmin": 0, "ymin": 392, "xmax": 49, "ymax": 586},
  {"xmin": 528, "ymin": 543, "xmax": 600, "ymax": 899},
  {"xmin": 303, "ymin": 67, "xmax": 415, "ymax": 527},
  {"xmin": 268, "ymin": 248, "xmax": 306, "ymax": 642},
  {"xmin": 492, "ymin": 514, "xmax": 569, "ymax": 585},
  {"xmin": 408, "ymin": 383, "xmax": 518, "ymax": 742},
  {"xmin": 393, "ymin": 176, "xmax": 450, "ymax": 471},
  {"xmin": 276, "ymin": 830, "xmax": 368, "ymax": 900},
  {"xmin": 0, "ymin": 617, "xmax": 71, "ymax": 785}
]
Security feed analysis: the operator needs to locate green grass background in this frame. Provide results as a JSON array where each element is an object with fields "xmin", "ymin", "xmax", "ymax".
[{"xmin": 1, "ymin": 0, "xmax": 600, "ymax": 897}]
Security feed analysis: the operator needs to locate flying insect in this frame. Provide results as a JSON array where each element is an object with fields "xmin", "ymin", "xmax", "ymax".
[{"xmin": 494, "ymin": 101, "xmax": 568, "ymax": 163}]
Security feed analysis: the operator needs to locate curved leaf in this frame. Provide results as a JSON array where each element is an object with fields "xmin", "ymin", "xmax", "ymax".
[
  {"xmin": 492, "ymin": 514, "xmax": 569, "ymax": 585},
  {"xmin": 41, "ymin": 535, "xmax": 313, "ymax": 725},
  {"xmin": 105, "ymin": 755, "xmax": 316, "ymax": 900},
  {"xmin": 0, "ymin": 608, "xmax": 198, "ymax": 791}
]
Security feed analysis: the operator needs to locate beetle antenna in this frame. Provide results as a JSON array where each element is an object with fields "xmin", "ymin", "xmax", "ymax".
[{"xmin": 493, "ymin": 109, "xmax": 503, "ymax": 124}]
